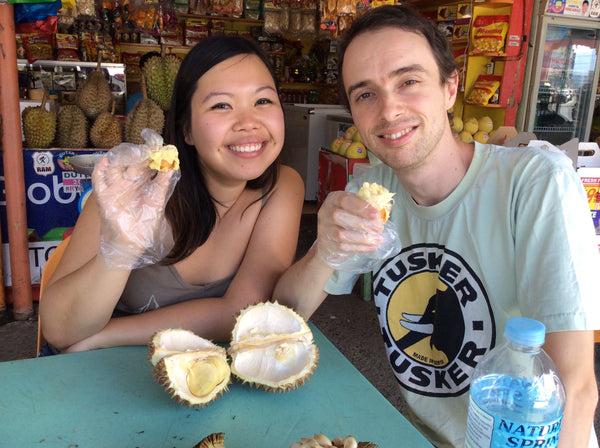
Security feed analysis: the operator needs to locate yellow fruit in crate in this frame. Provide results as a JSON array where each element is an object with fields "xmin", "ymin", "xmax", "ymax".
[
  {"xmin": 458, "ymin": 131, "xmax": 474, "ymax": 143},
  {"xmin": 351, "ymin": 130, "xmax": 363, "ymax": 143},
  {"xmin": 338, "ymin": 139, "xmax": 353, "ymax": 157},
  {"xmin": 330, "ymin": 136, "xmax": 345, "ymax": 153},
  {"xmin": 346, "ymin": 142, "xmax": 368, "ymax": 159},
  {"xmin": 451, "ymin": 116, "xmax": 463, "ymax": 134},
  {"xmin": 473, "ymin": 131, "xmax": 489, "ymax": 143},
  {"xmin": 478, "ymin": 116, "xmax": 494, "ymax": 133},
  {"xmin": 344, "ymin": 125, "xmax": 359, "ymax": 141},
  {"xmin": 463, "ymin": 117, "xmax": 478, "ymax": 135}
]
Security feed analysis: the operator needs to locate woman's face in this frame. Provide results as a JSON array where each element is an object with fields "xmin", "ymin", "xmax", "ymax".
[{"xmin": 184, "ymin": 54, "xmax": 284, "ymax": 187}]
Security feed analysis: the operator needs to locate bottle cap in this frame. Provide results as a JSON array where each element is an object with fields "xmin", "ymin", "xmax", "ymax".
[{"xmin": 504, "ymin": 317, "xmax": 546, "ymax": 347}]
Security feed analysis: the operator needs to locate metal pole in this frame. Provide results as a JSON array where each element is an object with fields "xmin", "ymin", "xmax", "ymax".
[{"xmin": 0, "ymin": 3, "xmax": 33, "ymax": 320}]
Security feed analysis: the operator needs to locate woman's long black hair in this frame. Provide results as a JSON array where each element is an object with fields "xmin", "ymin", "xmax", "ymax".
[{"xmin": 162, "ymin": 35, "xmax": 281, "ymax": 264}]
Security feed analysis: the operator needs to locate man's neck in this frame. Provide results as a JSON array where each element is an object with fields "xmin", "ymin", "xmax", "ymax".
[{"xmin": 396, "ymin": 139, "xmax": 475, "ymax": 207}]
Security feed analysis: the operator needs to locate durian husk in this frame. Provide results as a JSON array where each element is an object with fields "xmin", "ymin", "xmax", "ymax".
[
  {"xmin": 124, "ymin": 73, "xmax": 165, "ymax": 144},
  {"xmin": 148, "ymin": 328, "xmax": 222, "ymax": 366},
  {"xmin": 22, "ymin": 92, "xmax": 57, "ymax": 149},
  {"xmin": 193, "ymin": 432, "xmax": 226, "ymax": 448},
  {"xmin": 75, "ymin": 59, "xmax": 113, "ymax": 120},
  {"xmin": 228, "ymin": 302, "xmax": 319, "ymax": 392},
  {"xmin": 141, "ymin": 54, "xmax": 181, "ymax": 111},
  {"xmin": 57, "ymin": 104, "xmax": 88, "ymax": 148},
  {"xmin": 149, "ymin": 329, "xmax": 231, "ymax": 407},
  {"xmin": 90, "ymin": 99, "xmax": 122, "ymax": 148}
]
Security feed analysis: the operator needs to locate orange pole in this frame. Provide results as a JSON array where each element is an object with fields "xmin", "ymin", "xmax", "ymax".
[{"xmin": 0, "ymin": 3, "xmax": 33, "ymax": 320}]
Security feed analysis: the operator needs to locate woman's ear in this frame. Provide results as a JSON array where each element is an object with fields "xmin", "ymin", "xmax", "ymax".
[{"xmin": 184, "ymin": 125, "xmax": 193, "ymax": 146}]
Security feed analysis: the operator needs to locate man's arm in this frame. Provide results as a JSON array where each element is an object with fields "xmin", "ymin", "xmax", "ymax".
[
  {"xmin": 543, "ymin": 330, "xmax": 598, "ymax": 447},
  {"xmin": 273, "ymin": 245, "xmax": 332, "ymax": 320},
  {"xmin": 274, "ymin": 190, "xmax": 384, "ymax": 320}
]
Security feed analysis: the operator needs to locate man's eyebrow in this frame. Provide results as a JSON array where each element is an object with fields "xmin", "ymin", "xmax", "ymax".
[{"xmin": 346, "ymin": 64, "xmax": 429, "ymax": 99}]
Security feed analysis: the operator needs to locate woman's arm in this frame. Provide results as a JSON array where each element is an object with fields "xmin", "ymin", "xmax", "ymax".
[
  {"xmin": 39, "ymin": 194, "xmax": 134, "ymax": 350},
  {"xmin": 64, "ymin": 165, "xmax": 306, "ymax": 351},
  {"xmin": 543, "ymin": 331, "xmax": 598, "ymax": 448}
]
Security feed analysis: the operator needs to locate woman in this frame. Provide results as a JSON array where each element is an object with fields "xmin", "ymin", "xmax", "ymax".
[{"xmin": 39, "ymin": 35, "xmax": 304, "ymax": 353}]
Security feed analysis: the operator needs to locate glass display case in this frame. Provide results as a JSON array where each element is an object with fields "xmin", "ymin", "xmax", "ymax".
[
  {"xmin": 17, "ymin": 59, "xmax": 127, "ymax": 115},
  {"xmin": 523, "ymin": 15, "xmax": 600, "ymax": 145}
]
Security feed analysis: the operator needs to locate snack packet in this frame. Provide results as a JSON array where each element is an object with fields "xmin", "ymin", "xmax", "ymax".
[{"xmin": 471, "ymin": 15, "xmax": 509, "ymax": 55}]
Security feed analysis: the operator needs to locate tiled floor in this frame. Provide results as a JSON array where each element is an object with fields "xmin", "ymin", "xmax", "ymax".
[{"xmin": 0, "ymin": 208, "xmax": 599, "ymax": 443}]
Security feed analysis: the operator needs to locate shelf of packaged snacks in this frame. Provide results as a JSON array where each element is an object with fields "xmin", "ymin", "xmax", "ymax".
[{"xmin": 177, "ymin": 13, "xmax": 264, "ymax": 24}]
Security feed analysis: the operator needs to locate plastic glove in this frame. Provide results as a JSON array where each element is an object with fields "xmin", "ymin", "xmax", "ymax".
[
  {"xmin": 92, "ymin": 129, "xmax": 181, "ymax": 270},
  {"xmin": 316, "ymin": 190, "xmax": 401, "ymax": 274}
]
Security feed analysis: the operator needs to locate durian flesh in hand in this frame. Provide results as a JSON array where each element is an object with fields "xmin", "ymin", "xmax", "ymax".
[
  {"xmin": 228, "ymin": 302, "xmax": 319, "ymax": 392},
  {"xmin": 149, "ymin": 329, "xmax": 230, "ymax": 407}
]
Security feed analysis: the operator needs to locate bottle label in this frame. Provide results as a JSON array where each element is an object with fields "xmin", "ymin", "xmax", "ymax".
[{"xmin": 465, "ymin": 396, "xmax": 562, "ymax": 448}]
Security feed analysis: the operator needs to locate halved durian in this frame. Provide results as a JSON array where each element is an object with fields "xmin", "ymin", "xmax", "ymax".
[
  {"xmin": 148, "ymin": 328, "xmax": 221, "ymax": 366},
  {"xmin": 149, "ymin": 329, "xmax": 230, "ymax": 407},
  {"xmin": 228, "ymin": 301, "xmax": 319, "ymax": 392}
]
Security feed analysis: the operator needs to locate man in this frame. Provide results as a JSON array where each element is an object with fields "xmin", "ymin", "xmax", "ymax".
[{"xmin": 273, "ymin": 5, "xmax": 599, "ymax": 447}]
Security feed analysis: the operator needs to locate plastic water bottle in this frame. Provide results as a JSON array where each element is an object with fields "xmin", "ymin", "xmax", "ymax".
[{"xmin": 464, "ymin": 317, "xmax": 566, "ymax": 448}]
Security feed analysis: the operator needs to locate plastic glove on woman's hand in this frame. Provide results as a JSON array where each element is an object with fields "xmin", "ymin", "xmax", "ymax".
[{"xmin": 92, "ymin": 133, "xmax": 180, "ymax": 270}]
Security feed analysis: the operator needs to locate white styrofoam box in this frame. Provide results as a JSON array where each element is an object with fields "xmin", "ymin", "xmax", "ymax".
[{"xmin": 578, "ymin": 142, "xmax": 600, "ymax": 168}]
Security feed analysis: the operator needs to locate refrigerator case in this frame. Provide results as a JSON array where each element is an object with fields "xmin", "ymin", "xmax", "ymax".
[
  {"xmin": 521, "ymin": 13, "xmax": 600, "ymax": 145},
  {"xmin": 281, "ymin": 104, "xmax": 352, "ymax": 200}
]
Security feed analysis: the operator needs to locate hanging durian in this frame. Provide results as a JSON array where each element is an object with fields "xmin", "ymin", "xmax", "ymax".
[
  {"xmin": 90, "ymin": 99, "xmax": 122, "ymax": 148},
  {"xmin": 22, "ymin": 92, "xmax": 56, "ymax": 149},
  {"xmin": 124, "ymin": 73, "xmax": 164, "ymax": 144},
  {"xmin": 228, "ymin": 302, "xmax": 319, "ymax": 392},
  {"xmin": 75, "ymin": 58, "xmax": 113, "ymax": 120},
  {"xmin": 149, "ymin": 329, "xmax": 231, "ymax": 407},
  {"xmin": 56, "ymin": 104, "xmax": 88, "ymax": 148},
  {"xmin": 142, "ymin": 53, "xmax": 181, "ymax": 111}
]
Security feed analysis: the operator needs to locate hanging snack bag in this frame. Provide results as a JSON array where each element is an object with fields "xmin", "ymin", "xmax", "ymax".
[
  {"xmin": 471, "ymin": 15, "xmax": 509, "ymax": 55},
  {"xmin": 466, "ymin": 75, "xmax": 501, "ymax": 105}
]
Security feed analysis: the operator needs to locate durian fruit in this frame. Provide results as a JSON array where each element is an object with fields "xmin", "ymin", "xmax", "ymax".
[
  {"xmin": 142, "ymin": 53, "xmax": 181, "ymax": 111},
  {"xmin": 228, "ymin": 302, "xmax": 319, "ymax": 392},
  {"xmin": 124, "ymin": 73, "xmax": 165, "ymax": 144},
  {"xmin": 90, "ymin": 100, "xmax": 122, "ymax": 148},
  {"xmin": 22, "ymin": 92, "xmax": 56, "ymax": 148},
  {"xmin": 75, "ymin": 59, "xmax": 113, "ymax": 120},
  {"xmin": 149, "ymin": 329, "xmax": 231, "ymax": 407},
  {"xmin": 193, "ymin": 433, "xmax": 226, "ymax": 448},
  {"xmin": 56, "ymin": 104, "xmax": 88, "ymax": 148}
]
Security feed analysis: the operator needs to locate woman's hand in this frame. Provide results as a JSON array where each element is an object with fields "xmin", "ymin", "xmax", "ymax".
[{"xmin": 92, "ymin": 146, "xmax": 177, "ymax": 269}]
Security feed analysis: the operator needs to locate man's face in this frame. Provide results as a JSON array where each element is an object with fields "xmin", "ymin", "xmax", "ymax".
[{"xmin": 342, "ymin": 27, "xmax": 458, "ymax": 173}]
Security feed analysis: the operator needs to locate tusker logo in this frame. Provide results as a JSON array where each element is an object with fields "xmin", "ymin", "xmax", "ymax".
[{"xmin": 373, "ymin": 244, "xmax": 495, "ymax": 397}]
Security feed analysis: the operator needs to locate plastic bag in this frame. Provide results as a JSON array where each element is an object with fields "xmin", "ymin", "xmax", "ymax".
[
  {"xmin": 316, "ymin": 184, "xmax": 402, "ymax": 274},
  {"xmin": 92, "ymin": 129, "xmax": 181, "ymax": 270},
  {"xmin": 318, "ymin": 220, "xmax": 402, "ymax": 274}
]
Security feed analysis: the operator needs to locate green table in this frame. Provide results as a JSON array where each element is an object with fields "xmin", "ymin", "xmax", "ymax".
[{"xmin": 0, "ymin": 325, "xmax": 432, "ymax": 447}]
